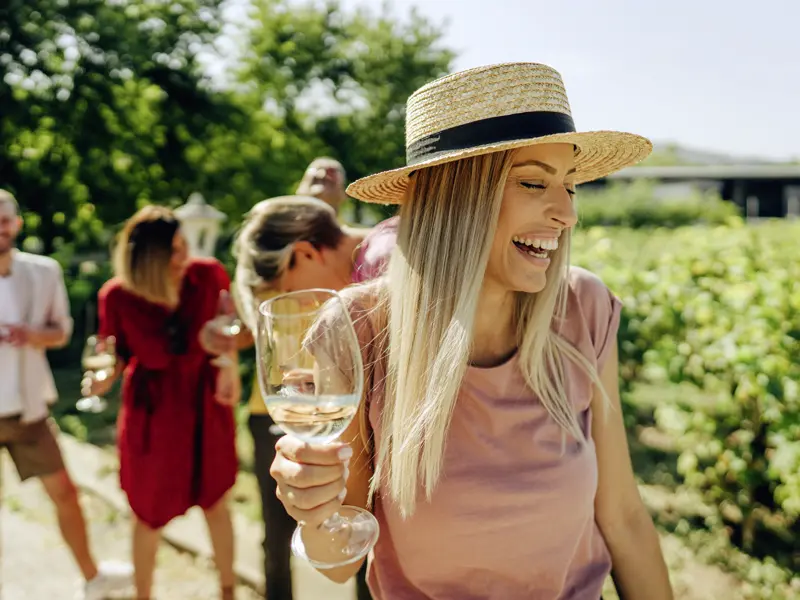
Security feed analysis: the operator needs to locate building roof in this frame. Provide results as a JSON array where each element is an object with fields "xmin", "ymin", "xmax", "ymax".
[{"xmin": 607, "ymin": 164, "xmax": 800, "ymax": 180}]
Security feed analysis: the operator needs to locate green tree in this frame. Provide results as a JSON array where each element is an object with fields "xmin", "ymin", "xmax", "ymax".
[
  {"xmin": 1, "ymin": 0, "xmax": 455, "ymax": 256},
  {"xmin": 0, "ymin": 0, "xmax": 268, "ymax": 250},
  {"xmin": 240, "ymin": 0, "xmax": 455, "ymax": 220}
]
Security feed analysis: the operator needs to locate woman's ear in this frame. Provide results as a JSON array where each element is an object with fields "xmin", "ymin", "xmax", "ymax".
[{"xmin": 291, "ymin": 240, "xmax": 322, "ymax": 264}]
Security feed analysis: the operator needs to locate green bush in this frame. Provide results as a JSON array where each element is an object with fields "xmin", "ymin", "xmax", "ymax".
[
  {"xmin": 573, "ymin": 221, "xmax": 800, "ymax": 572},
  {"xmin": 577, "ymin": 180, "xmax": 741, "ymax": 228}
]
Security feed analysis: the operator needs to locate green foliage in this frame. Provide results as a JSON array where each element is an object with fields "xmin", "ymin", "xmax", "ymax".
[
  {"xmin": 1, "ymin": 0, "xmax": 450, "ymax": 251},
  {"xmin": 0, "ymin": 0, "xmax": 256, "ymax": 250},
  {"xmin": 577, "ymin": 180, "xmax": 741, "ymax": 229},
  {"xmin": 238, "ymin": 0, "xmax": 453, "ymax": 220},
  {"xmin": 573, "ymin": 221, "xmax": 800, "ymax": 570}
]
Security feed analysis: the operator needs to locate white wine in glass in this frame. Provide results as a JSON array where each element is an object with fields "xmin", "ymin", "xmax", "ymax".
[
  {"xmin": 210, "ymin": 290, "xmax": 243, "ymax": 368},
  {"xmin": 77, "ymin": 335, "xmax": 116, "ymax": 413},
  {"xmin": 256, "ymin": 289, "xmax": 379, "ymax": 570}
]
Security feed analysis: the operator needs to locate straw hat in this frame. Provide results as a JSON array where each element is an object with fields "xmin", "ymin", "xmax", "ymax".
[{"xmin": 346, "ymin": 62, "xmax": 652, "ymax": 205}]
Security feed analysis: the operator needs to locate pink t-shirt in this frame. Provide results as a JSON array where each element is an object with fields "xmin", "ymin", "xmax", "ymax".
[
  {"xmin": 351, "ymin": 216, "xmax": 399, "ymax": 283},
  {"xmin": 328, "ymin": 266, "xmax": 622, "ymax": 600}
]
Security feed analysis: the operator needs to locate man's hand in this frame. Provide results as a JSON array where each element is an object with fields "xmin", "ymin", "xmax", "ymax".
[
  {"xmin": 4, "ymin": 324, "xmax": 69, "ymax": 349},
  {"xmin": 6, "ymin": 324, "xmax": 30, "ymax": 347}
]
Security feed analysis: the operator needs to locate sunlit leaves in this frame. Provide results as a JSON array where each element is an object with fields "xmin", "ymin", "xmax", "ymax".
[{"xmin": 573, "ymin": 220, "xmax": 800, "ymax": 553}]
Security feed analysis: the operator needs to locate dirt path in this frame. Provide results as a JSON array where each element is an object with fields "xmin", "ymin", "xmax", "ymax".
[
  {"xmin": 0, "ymin": 455, "xmax": 262, "ymax": 600},
  {"xmin": 1, "ymin": 447, "xmax": 748, "ymax": 600}
]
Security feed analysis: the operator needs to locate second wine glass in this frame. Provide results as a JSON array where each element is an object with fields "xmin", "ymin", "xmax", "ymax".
[
  {"xmin": 255, "ymin": 289, "xmax": 379, "ymax": 569},
  {"xmin": 77, "ymin": 335, "xmax": 116, "ymax": 413}
]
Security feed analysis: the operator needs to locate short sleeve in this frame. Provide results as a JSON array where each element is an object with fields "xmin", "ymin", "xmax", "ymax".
[
  {"xmin": 186, "ymin": 259, "xmax": 233, "ymax": 356},
  {"xmin": 567, "ymin": 267, "xmax": 622, "ymax": 372},
  {"xmin": 45, "ymin": 260, "xmax": 74, "ymax": 341},
  {"xmin": 352, "ymin": 217, "xmax": 399, "ymax": 284},
  {"xmin": 208, "ymin": 259, "xmax": 231, "ymax": 294}
]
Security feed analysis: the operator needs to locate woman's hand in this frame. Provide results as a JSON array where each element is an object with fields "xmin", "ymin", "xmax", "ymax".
[
  {"xmin": 200, "ymin": 290, "xmax": 249, "ymax": 355},
  {"xmin": 199, "ymin": 320, "xmax": 239, "ymax": 356},
  {"xmin": 270, "ymin": 434, "xmax": 352, "ymax": 527},
  {"xmin": 215, "ymin": 364, "xmax": 241, "ymax": 406},
  {"xmin": 81, "ymin": 370, "xmax": 114, "ymax": 397}
]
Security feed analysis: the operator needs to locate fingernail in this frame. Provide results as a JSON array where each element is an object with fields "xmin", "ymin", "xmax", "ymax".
[
  {"xmin": 343, "ymin": 465, "xmax": 350, "ymax": 482},
  {"xmin": 337, "ymin": 489, "xmax": 347, "ymax": 502},
  {"xmin": 338, "ymin": 446, "xmax": 353, "ymax": 460}
]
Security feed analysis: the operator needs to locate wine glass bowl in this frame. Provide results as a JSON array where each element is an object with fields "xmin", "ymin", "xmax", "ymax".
[
  {"xmin": 77, "ymin": 335, "xmax": 116, "ymax": 413},
  {"xmin": 255, "ymin": 289, "xmax": 380, "ymax": 569}
]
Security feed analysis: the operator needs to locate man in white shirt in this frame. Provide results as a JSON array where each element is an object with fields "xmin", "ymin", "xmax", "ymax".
[{"xmin": 0, "ymin": 190, "xmax": 132, "ymax": 599}]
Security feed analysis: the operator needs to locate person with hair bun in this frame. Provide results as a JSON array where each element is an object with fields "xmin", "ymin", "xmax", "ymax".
[{"xmin": 226, "ymin": 194, "xmax": 397, "ymax": 600}]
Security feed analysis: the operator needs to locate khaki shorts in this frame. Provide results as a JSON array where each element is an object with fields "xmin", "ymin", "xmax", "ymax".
[{"xmin": 0, "ymin": 416, "xmax": 65, "ymax": 481}]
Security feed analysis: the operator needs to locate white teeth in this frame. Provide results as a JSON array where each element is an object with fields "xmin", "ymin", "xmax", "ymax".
[{"xmin": 513, "ymin": 236, "xmax": 559, "ymax": 251}]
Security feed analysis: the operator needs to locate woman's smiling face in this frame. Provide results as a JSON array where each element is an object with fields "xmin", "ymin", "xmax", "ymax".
[{"xmin": 484, "ymin": 143, "xmax": 578, "ymax": 295}]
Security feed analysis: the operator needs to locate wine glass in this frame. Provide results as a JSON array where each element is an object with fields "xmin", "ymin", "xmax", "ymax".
[
  {"xmin": 255, "ymin": 289, "xmax": 379, "ymax": 569},
  {"xmin": 210, "ymin": 291, "xmax": 243, "ymax": 368},
  {"xmin": 77, "ymin": 335, "xmax": 116, "ymax": 413}
]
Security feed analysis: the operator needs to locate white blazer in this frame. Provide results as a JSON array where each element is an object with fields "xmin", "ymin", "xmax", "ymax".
[{"xmin": 10, "ymin": 250, "xmax": 73, "ymax": 423}]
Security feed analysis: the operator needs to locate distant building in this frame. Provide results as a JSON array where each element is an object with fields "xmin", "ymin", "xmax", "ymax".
[{"xmin": 586, "ymin": 164, "xmax": 800, "ymax": 219}]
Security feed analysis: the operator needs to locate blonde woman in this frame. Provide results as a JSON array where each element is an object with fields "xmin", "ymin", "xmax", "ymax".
[
  {"xmin": 91, "ymin": 206, "xmax": 240, "ymax": 600},
  {"xmin": 269, "ymin": 63, "xmax": 674, "ymax": 599}
]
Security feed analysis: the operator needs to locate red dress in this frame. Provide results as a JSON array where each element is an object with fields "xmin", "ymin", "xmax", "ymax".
[{"xmin": 98, "ymin": 258, "xmax": 238, "ymax": 529}]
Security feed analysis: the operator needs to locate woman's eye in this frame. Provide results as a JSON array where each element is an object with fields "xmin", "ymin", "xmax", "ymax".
[
  {"xmin": 520, "ymin": 181, "xmax": 546, "ymax": 191},
  {"xmin": 521, "ymin": 181, "xmax": 576, "ymax": 197}
]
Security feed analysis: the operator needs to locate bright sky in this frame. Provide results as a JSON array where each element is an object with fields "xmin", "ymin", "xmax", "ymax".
[{"xmin": 222, "ymin": 0, "xmax": 799, "ymax": 161}]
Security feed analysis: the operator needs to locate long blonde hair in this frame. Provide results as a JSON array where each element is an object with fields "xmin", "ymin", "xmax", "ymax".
[{"xmin": 372, "ymin": 150, "xmax": 604, "ymax": 517}]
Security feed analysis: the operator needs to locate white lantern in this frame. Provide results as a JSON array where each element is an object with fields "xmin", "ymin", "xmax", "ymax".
[{"xmin": 174, "ymin": 192, "xmax": 227, "ymax": 257}]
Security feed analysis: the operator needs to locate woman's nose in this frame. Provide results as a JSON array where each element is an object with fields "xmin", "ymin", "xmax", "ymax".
[{"xmin": 549, "ymin": 187, "xmax": 577, "ymax": 228}]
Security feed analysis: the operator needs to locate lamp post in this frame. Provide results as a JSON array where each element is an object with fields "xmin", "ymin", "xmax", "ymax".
[{"xmin": 174, "ymin": 192, "xmax": 226, "ymax": 257}]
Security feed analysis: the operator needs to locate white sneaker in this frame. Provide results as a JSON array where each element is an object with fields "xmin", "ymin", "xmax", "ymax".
[{"xmin": 78, "ymin": 560, "xmax": 134, "ymax": 600}]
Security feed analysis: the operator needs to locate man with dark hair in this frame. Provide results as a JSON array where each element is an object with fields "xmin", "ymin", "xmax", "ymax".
[{"xmin": 0, "ymin": 190, "xmax": 133, "ymax": 599}]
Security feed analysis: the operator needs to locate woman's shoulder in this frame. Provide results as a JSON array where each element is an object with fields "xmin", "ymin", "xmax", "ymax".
[
  {"xmin": 188, "ymin": 256, "xmax": 226, "ymax": 273},
  {"xmin": 566, "ymin": 265, "xmax": 611, "ymax": 298},
  {"xmin": 98, "ymin": 277, "xmax": 125, "ymax": 301},
  {"xmin": 327, "ymin": 280, "xmax": 388, "ymax": 348},
  {"xmin": 561, "ymin": 266, "xmax": 622, "ymax": 367},
  {"xmin": 340, "ymin": 279, "xmax": 385, "ymax": 312},
  {"xmin": 187, "ymin": 257, "xmax": 230, "ymax": 284},
  {"xmin": 565, "ymin": 266, "xmax": 620, "ymax": 317}
]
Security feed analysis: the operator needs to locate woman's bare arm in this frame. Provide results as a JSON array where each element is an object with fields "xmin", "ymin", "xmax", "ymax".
[{"xmin": 592, "ymin": 340, "xmax": 673, "ymax": 599}]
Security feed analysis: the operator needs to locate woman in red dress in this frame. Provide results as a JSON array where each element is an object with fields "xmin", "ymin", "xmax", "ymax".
[{"xmin": 91, "ymin": 206, "xmax": 239, "ymax": 600}]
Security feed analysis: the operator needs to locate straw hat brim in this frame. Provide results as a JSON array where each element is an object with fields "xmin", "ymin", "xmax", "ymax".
[{"xmin": 346, "ymin": 130, "xmax": 652, "ymax": 205}]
